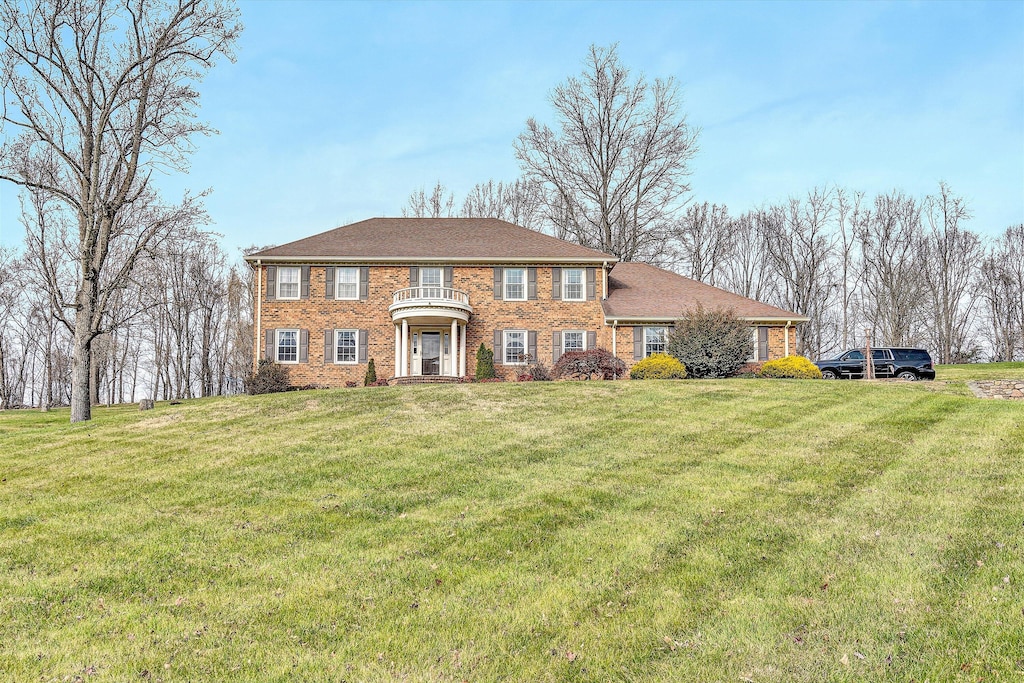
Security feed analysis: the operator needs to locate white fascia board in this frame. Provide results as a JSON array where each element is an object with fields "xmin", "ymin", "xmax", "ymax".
[{"xmin": 602, "ymin": 315, "xmax": 809, "ymax": 325}]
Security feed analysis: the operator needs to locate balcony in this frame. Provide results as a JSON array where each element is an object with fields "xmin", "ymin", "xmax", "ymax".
[{"xmin": 388, "ymin": 286, "xmax": 472, "ymax": 323}]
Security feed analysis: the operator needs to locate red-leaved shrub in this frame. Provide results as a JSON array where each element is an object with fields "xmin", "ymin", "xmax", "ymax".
[{"xmin": 552, "ymin": 348, "xmax": 626, "ymax": 380}]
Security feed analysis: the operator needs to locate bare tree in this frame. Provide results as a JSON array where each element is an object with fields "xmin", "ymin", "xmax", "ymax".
[
  {"xmin": 720, "ymin": 211, "xmax": 775, "ymax": 303},
  {"xmin": 977, "ymin": 225, "xmax": 1024, "ymax": 361},
  {"xmin": 858, "ymin": 191, "xmax": 926, "ymax": 347},
  {"xmin": 834, "ymin": 188, "xmax": 867, "ymax": 351},
  {"xmin": 759, "ymin": 188, "xmax": 838, "ymax": 357},
  {"xmin": 919, "ymin": 183, "xmax": 982, "ymax": 363},
  {"xmin": 461, "ymin": 177, "xmax": 545, "ymax": 231},
  {"xmin": 515, "ymin": 44, "xmax": 699, "ymax": 262},
  {"xmin": 402, "ymin": 181, "xmax": 455, "ymax": 218},
  {"xmin": 671, "ymin": 201, "xmax": 731, "ymax": 285},
  {"xmin": 0, "ymin": 0, "xmax": 241, "ymax": 422}
]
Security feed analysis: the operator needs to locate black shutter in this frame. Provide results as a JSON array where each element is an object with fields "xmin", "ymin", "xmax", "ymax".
[
  {"xmin": 324, "ymin": 267, "xmax": 335, "ymax": 299},
  {"xmin": 299, "ymin": 329, "xmax": 309, "ymax": 363},
  {"xmin": 300, "ymin": 266, "xmax": 310, "ymax": 299},
  {"xmin": 409, "ymin": 266, "xmax": 419, "ymax": 288},
  {"xmin": 552, "ymin": 331, "xmax": 562, "ymax": 363},
  {"xmin": 587, "ymin": 331, "xmax": 597, "ymax": 350},
  {"xmin": 265, "ymin": 329, "xmax": 275, "ymax": 360},
  {"xmin": 359, "ymin": 266, "xmax": 370, "ymax": 300},
  {"xmin": 586, "ymin": 268, "xmax": 596, "ymax": 300},
  {"xmin": 266, "ymin": 266, "xmax": 277, "ymax": 300},
  {"xmin": 552, "ymin": 268, "xmax": 561, "ymax": 300},
  {"xmin": 493, "ymin": 329, "xmax": 502, "ymax": 363},
  {"xmin": 324, "ymin": 329, "xmax": 334, "ymax": 363},
  {"xmin": 633, "ymin": 327, "xmax": 643, "ymax": 360},
  {"xmin": 493, "ymin": 268, "xmax": 503, "ymax": 300},
  {"xmin": 527, "ymin": 268, "xmax": 537, "ymax": 300},
  {"xmin": 358, "ymin": 329, "xmax": 368, "ymax": 363},
  {"xmin": 443, "ymin": 266, "xmax": 453, "ymax": 289},
  {"xmin": 528, "ymin": 331, "xmax": 537, "ymax": 361}
]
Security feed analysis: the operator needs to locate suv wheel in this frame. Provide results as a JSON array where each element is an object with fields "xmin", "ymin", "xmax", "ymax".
[
  {"xmin": 821, "ymin": 369, "xmax": 838, "ymax": 380},
  {"xmin": 897, "ymin": 370, "xmax": 918, "ymax": 381}
]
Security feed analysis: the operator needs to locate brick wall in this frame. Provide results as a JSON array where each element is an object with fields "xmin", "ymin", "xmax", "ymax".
[{"xmin": 253, "ymin": 263, "xmax": 800, "ymax": 386}]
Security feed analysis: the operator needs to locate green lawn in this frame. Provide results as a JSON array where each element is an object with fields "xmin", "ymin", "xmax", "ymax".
[
  {"xmin": 937, "ymin": 361, "xmax": 1024, "ymax": 381},
  {"xmin": 1, "ymin": 378, "xmax": 1021, "ymax": 681}
]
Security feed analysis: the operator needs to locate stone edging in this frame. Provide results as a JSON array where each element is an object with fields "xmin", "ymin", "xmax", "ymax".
[{"xmin": 966, "ymin": 380, "xmax": 1024, "ymax": 400}]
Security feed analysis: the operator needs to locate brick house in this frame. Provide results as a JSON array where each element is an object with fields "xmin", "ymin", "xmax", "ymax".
[{"xmin": 245, "ymin": 218, "xmax": 807, "ymax": 385}]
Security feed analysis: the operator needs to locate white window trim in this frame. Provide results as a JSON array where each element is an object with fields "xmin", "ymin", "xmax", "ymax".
[
  {"xmin": 276, "ymin": 328, "xmax": 299, "ymax": 364},
  {"xmin": 562, "ymin": 268, "xmax": 585, "ymax": 301},
  {"xmin": 334, "ymin": 267, "xmax": 360, "ymax": 301},
  {"xmin": 334, "ymin": 328, "xmax": 358, "ymax": 365},
  {"xmin": 503, "ymin": 268, "xmax": 527, "ymax": 301},
  {"xmin": 644, "ymin": 326, "xmax": 667, "ymax": 358},
  {"xmin": 277, "ymin": 266, "xmax": 301, "ymax": 301},
  {"xmin": 562, "ymin": 330, "xmax": 586, "ymax": 353},
  {"xmin": 504, "ymin": 329, "xmax": 527, "ymax": 365},
  {"xmin": 749, "ymin": 328, "xmax": 758, "ymax": 362}
]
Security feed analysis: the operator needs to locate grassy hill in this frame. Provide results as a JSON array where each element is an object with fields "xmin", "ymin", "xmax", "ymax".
[{"xmin": 1, "ymin": 375, "xmax": 1022, "ymax": 681}]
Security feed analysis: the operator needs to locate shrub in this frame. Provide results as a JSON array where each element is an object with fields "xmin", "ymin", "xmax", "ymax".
[
  {"xmin": 518, "ymin": 354, "xmax": 551, "ymax": 381},
  {"xmin": 475, "ymin": 343, "xmax": 495, "ymax": 380},
  {"xmin": 371, "ymin": 378, "xmax": 390, "ymax": 387},
  {"xmin": 245, "ymin": 359, "xmax": 289, "ymax": 395},
  {"xmin": 552, "ymin": 348, "xmax": 627, "ymax": 380},
  {"xmin": 630, "ymin": 353, "xmax": 687, "ymax": 379},
  {"xmin": 364, "ymin": 358, "xmax": 377, "ymax": 386},
  {"xmin": 757, "ymin": 355, "xmax": 822, "ymax": 379},
  {"xmin": 667, "ymin": 307, "xmax": 754, "ymax": 378}
]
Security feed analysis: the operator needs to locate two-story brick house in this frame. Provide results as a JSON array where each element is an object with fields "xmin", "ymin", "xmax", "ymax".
[{"xmin": 245, "ymin": 218, "xmax": 807, "ymax": 385}]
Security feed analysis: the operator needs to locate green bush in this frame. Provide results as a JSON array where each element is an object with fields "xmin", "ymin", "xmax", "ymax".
[
  {"xmin": 757, "ymin": 355, "xmax": 822, "ymax": 379},
  {"xmin": 363, "ymin": 358, "xmax": 377, "ymax": 386},
  {"xmin": 245, "ymin": 359, "xmax": 289, "ymax": 395},
  {"xmin": 630, "ymin": 353, "xmax": 687, "ymax": 379},
  {"xmin": 667, "ymin": 307, "xmax": 754, "ymax": 379},
  {"xmin": 475, "ymin": 343, "xmax": 495, "ymax": 380}
]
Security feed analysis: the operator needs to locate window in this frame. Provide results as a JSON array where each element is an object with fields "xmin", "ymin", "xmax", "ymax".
[
  {"xmin": 563, "ymin": 330, "xmax": 585, "ymax": 353},
  {"xmin": 504, "ymin": 268, "xmax": 526, "ymax": 301},
  {"xmin": 843, "ymin": 350, "xmax": 864, "ymax": 360},
  {"xmin": 335, "ymin": 267, "xmax": 359, "ymax": 300},
  {"xmin": 645, "ymin": 327, "xmax": 667, "ymax": 357},
  {"xmin": 420, "ymin": 267, "xmax": 443, "ymax": 298},
  {"xmin": 277, "ymin": 267, "xmax": 300, "ymax": 300},
  {"xmin": 335, "ymin": 329, "xmax": 357, "ymax": 364},
  {"xmin": 276, "ymin": 329, "xmax": 298, "ymax": 363},
  {"xmin": 504, "ymin": 330, "xmax": 526, "ymax": 364},
  {"xmin": 563, "ymin": 268, "xmax": 584, "ymax": 300},
  {"xmin": 749, "ymin": 328, "xmax": 758, "ymax": 362}
]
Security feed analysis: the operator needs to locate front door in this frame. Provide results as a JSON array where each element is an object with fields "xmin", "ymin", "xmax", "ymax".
[{"xmin": 421, "ymin": 332, "xmax": 441, "ymax": 376}]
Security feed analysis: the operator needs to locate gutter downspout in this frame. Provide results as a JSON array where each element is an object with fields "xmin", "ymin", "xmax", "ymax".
[
  {"xmin": 784, "ymin": 320, "xmax": 791, "ymax": 357},
  {"xmin": 611, "ymin": 319, "xmax": 618, "ymax": 376},
  {"xmin": 602, "ymin": 261, "xmax": 609, "ymax": 299},
  {"xmin": 256, "ymin": 260, "xmax": 263, "ymax": 370}
]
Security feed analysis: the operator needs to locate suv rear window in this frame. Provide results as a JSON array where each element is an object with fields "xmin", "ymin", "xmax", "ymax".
[{"xmin": 892, "ymin": 349, "xmax": 931, "ymax": 361}]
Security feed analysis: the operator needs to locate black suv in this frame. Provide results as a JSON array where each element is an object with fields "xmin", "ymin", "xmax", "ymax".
[{"xmin": 814, "ymin": 347, "xmax": 935, "ymax": 381}]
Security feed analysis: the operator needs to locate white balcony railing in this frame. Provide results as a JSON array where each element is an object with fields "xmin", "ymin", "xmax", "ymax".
[{"xmin": 391, "ymin": 286, "xmax": 470, "ymax": 306}]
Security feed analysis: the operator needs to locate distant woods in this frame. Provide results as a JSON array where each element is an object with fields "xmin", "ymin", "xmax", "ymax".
[{"xmin": 402, "ymin": 44, "xmax": 1023, "ymax": 364}]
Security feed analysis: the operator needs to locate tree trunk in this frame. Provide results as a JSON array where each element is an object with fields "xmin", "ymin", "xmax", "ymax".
[{"xmin": 70, "ymin": 313, "xmax": 93, "ymax": 423}]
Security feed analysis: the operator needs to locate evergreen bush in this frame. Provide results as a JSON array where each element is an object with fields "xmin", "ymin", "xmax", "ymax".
[
  {"xmin": 364, "ymin": 358, "xmax": 377, "ymax": 386},
  {"xmin": 475, "ymin": 343, "xmax": 495, "ymax": 380},
  {"xmin": 630, "ymin": 353, "xmax": 687, "ymax": 379},
  {"xmin": 245, "ymin": 359, "xmax": 289, "ymax": 395},
  {"xmin": 757, "ymin": 356, "xmax": 822, "ymax": 379},
  {"xmin": 667, "ymin": 307, "xmax": 753, "ymax": 378}
]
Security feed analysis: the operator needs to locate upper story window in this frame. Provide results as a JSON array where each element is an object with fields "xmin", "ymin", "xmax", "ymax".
[
  {"xmin": 645, "ymin": 327, "xmax": 667, "ymax": 357},
  {"xmin": 277, "ymin": 267, "xmax": 301, "ymax": 300},
  {"xmin": 335, "ymin": 267, "xmax": 359, "ymax": 300},
  {"xmin": 420, "ymin": 267, "xmax": 443, "ymax": 287},
  {"xmin": 563, "ymin": 268, "xmax": 584, "ymax": 301},
  {"xmin": 504, "ymin": 268, "xmax": 526, "ymax": 301},
  {"xmin": 276, "ymin": 329, "xmax": 298, "ymax": 363}
]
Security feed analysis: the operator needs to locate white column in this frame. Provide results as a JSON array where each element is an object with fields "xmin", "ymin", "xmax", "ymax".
[
  {"xmin": 450, "ymin": 319, "xmax": 459, "ymax": 377},
  {"xmin": 400, "ymin": 319, "xmax": 409, "ymax": 377},
  {"xmin": 459, "ymin": 322, "xmax": 467, "ymax": 377},
  {"xmin": 394, "ymin": 324, "xmax": 400, "ymax": 378}
]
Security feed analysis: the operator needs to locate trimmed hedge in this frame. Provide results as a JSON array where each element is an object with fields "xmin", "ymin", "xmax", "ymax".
[
  {"xmin": 757, "ymin": 355, "xmax": 822, "ymax": 379},
  {"xmin": 630, "ymin": 353, "xmax": 687, "ymax": 379}
]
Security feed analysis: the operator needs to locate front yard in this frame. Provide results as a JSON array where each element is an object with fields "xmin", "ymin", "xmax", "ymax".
[{"xmin": 1, "ymin": 374, "xmax": 1021, "ymax": 681}]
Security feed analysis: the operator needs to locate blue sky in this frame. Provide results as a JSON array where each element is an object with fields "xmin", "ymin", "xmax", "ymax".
[{"xmin": 1, "ymin": 0, "xmax": 1021, "ymax": 253}]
